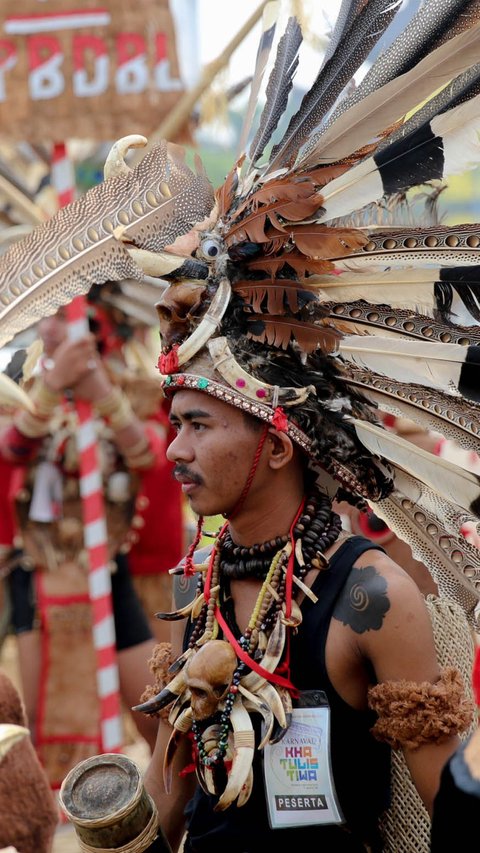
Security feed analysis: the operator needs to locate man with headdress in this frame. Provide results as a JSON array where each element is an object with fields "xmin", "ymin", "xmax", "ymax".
[
  {"xmin": 0, "ymin": 1, "xmax": 480, "ymax": 846},
  {"xmin": 130, "ymin": 293, "xmax": 474, "ymax": 853}
]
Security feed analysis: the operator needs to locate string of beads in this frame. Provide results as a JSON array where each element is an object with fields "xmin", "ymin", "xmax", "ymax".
[
  {"xmin": 220, "ymin": 487, "xmax": 342, "ymax": 579},
  {"xmin": 189, "ymin": 488, "xmax": 343, "ymax": 769}
]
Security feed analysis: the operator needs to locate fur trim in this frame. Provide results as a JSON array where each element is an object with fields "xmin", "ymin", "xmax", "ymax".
[
  {"xmin": 368, "ymin": 667, "xmax": 474, "ymax": 749},
  {"xmin": 138, "ymin": 641, "xmax": 173, "ymax": 721},
  {"xmin": 0, "ymin": 671, "xmax": 58, "ymax": 853}
]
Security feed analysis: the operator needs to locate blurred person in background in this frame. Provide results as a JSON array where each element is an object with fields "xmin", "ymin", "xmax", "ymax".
[{"xmin": 0, "ymin": 286, "xmax": 184, "ymax": 789}]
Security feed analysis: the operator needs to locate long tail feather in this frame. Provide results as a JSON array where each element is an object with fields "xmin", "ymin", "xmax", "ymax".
[
  {"xmin": 248, "ymin": 16, "xmax": 302, "ymax": 166},
  {"xmin": 0, "ymin": 142, "xmax": 214, "ymax": 348},
  {"xmin": 346, "ymin": 368, "xmax": 480, "ymax": 458},
  {"xmin": 321, "ymin": 0, "xmax": 367, "ymax": 65},
  {"xmin": 313, "ymin": 265, "xmax": 480, "ymax": 324},
  {"xmin": 236, "ymin": 0, "xmax": 279, "ymax": 158},
  {"xmin": 304, "ymin": 0, "xmax": 480, "ymax": 163},
  {"xmin": 374, "ymin": 63, "xmax": 480, "ymax": 158},
  {"xmin": 372, "ymin": 489, "xmax": 480, "ymax": 625},
  {"xmin": 268, "ymin": 0, "xmax": 402, "ymax": 172},
  {"xmin": 325, "ymin": 300, "xmax": 480, "ymax": 345},
  {"xmin": 353, "ymin": 419, "xmax": 480, "ymax": 517},
  {"xmin": 298, "ymin": 19, "xmax": 480, "ymax": 168},
  {"xmin": 340, "ymin": 336, "xmax": 480, "ymax": 403},
  {"xmin": 319, "ymin": 90, "xmax": 480, "ymax": 222}
]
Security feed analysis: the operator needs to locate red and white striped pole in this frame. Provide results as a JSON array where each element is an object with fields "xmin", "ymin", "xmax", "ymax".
[{"xmin": 51, "ymin": 142, "xmax": 123, "ymax": 754}]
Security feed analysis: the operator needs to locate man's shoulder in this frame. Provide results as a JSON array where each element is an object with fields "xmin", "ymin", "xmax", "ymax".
[
  {"xmin": 342, "ymin": 537, "xmax": 420, "ymax": 595},
  {"xmin": 333, "ymin": 538, "xmax": 423, "ymax": 630}
]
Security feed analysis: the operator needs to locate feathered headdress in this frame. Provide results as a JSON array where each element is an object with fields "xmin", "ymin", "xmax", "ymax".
[{"xmin": 1, "ymin": 0, "xmax": 480, "ymax": 627}]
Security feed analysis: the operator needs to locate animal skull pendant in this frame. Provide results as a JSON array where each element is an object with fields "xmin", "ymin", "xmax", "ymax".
[{"xmin": 184, "ymin": 639, "xmax": 237, "ymax": 720}]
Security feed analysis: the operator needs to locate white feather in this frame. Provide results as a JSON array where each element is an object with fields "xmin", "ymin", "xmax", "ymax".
[
  {"xmin": 319, "ymin": 90, "xmax": 480, "ymax": 222},
  {"xmin": 312, "ymin": 267, "xmax": 443, "ymax": 317},
  {"xmin": 353, "ymin": 418, "xmax": 480, "ymax": 516},
  {"xmin": 340, "ymin": 335, "xmax": 469, "ymax": 396}
]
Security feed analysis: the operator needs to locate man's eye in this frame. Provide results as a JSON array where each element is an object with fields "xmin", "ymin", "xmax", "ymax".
[{"xmin": 192, "ymin": 422, "xmax": 206, "ymax": 431}]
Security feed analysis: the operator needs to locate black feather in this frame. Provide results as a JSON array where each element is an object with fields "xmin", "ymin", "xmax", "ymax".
[
  {"xmin": 374, "ymin": 122, "xmax": 444, "ymax": 192},
  {"xmin": 459, "ymin": 345, "xmax": 480, "ymax": 403},
  {"xmin": 434, "ymin": 268, "xmax": 480, "ymax": 323},
  {"xmin": 331, "ymin": 0, "xmax": 477, "ymax": 124}
]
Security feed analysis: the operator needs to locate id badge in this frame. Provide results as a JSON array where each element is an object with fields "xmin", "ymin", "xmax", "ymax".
[{"xmin": 263, "ymin": 690, "xmax": 344, "ymax": 829}]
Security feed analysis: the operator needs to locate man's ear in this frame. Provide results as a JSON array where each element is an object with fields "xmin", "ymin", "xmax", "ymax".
[{"xmin": 267, "ymin": 428, "xmax": 294, "ymax": 469}]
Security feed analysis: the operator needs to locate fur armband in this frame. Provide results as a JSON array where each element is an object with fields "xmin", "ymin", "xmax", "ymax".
[
  {"xmin": 138, "ymin": 641, "xmax": 173, "ymax": 721},
  {"xmin": 368, "ymin": 667, "xmax": 474, "ymax": 749}
]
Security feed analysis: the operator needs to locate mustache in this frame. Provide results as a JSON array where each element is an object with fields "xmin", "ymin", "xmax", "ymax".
[{"xmin": 173, "ymin": 464, "xmax": 203, "ymax": 486}]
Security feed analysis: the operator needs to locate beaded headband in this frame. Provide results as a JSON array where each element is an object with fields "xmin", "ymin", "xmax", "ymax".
[{"xmin": 161, "ymin": 371, "xmax": 313, "ymax": 455}]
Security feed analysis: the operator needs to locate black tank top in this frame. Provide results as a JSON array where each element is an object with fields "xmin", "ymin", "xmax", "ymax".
[{"xmin": 183, "ymin": 536, "xmax": 391, "ymax": 853}]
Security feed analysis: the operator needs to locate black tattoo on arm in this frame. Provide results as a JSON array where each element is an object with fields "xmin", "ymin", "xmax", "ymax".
[{"xmin": 333, "ymin": 565, "xmax": 390, "ymax": 633}]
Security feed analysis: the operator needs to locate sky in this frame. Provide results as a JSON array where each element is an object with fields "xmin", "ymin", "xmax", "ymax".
[
  {"xmin": 171, "ymin": 0, "xmax": 343, "ymax": 93},
  {"xmin": 196, "ymin": 0, "xmax": 337, "ymax": 83}
]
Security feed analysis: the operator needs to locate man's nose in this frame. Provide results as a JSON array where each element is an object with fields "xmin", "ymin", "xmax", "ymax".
[{"xmin": 166, "ymin": 429, "xmax": 193, "ymax": 463}]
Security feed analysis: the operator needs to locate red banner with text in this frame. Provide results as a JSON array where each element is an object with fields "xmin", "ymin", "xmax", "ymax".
[{"xmin": 0, "ymin": 0, "xmax": 186, "ymax": 142}]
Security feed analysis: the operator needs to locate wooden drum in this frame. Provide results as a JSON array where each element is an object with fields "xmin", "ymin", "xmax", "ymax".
[{"xmin": 59, "ymin": 753, "xmax": 171, "ymax": 853}]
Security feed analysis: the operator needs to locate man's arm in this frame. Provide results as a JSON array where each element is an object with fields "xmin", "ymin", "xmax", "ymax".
[
  {"xmin": 144, "ymin": 715, "xmax": 196, "ymax": 851},
  {"xmin": 360, "ymin": 552, "xmax": 473, "ymax": 816}
]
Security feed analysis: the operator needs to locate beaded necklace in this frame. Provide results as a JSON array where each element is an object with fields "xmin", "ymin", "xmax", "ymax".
[
  {"xmin": 220, "ymin": 489, "xmax": 342, "ymax": 579},
  {"xmin": 189, "ymin": 488, "xmax": 343, "ymax": 771}
]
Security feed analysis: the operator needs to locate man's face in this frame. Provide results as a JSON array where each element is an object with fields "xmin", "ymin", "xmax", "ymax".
[{"xmin": 167, "ymin": 389, "xmax": 263, "ymax": 518}]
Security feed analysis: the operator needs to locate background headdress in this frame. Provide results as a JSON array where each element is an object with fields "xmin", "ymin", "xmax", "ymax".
[{"xmin": 1, "ymin": 0, "xmax": 480, "ymax": 623}]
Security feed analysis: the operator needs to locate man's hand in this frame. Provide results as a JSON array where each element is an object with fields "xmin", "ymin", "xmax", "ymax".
[{"xmin": 42, "ymin": 335, "xmax": 98, "ymax": 394}]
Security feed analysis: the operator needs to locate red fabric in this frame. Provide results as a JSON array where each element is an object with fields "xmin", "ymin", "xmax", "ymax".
[
  {"xmin": 0, "ymin": 423, "xmax": 42, "ymax": 464},
  {"xmin": 0, "ymin": 455, "xmax": 20, "ymax": 547},
  {"xmin": 473, "ymin": 646, "xmax": 480, "ymax": 707},
  {"xmin": 127, "ymin": 414, "xmax": 184, "ymax": 576},
  {"xmin": 271, "ymin": 406, "xmax": 288, "ymax": 432},
  {"xmin": 158, "ymin": 344, "xmax": 179, "ymax": 374}
]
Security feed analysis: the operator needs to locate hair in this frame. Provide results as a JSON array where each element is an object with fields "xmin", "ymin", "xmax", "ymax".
[{"xmin": 219, "ymin": 300, "xmax": 394, "ymax": 503}]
